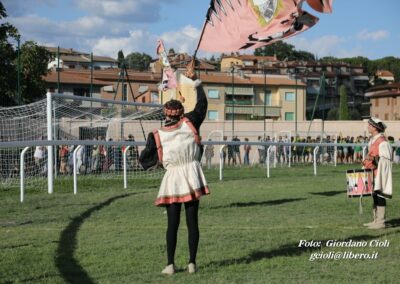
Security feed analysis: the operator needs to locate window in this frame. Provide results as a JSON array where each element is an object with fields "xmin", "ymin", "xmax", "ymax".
[
  {"xmin": 285, "ymin": 92, "xmax": 295, "ymax": 102},
  {"xmin": 285, "ymin": 112, "xmax": 294, "ymax": 121},
  {"xmin": 150, "ymin": 92, "xmax": 159, "ymax": 103},
  {"xmin": 208, "ymin": 110, "xmax": 219, "ymax": 120},
  {"xmin": 264, "ymin": 92, "xmax": 272, "ymax": 106},
  {"xmin": 387, "ymin": 98, "xmax": 390, "ymax": 106},
  {"xmin": 207, "ymin": 89, "xmax": 220, "ymax": 99},
  {"xmin": 385, "ymin": 113, "xmax": 389, "ymax": 120},
  {"xmin": 375, "ymin": 99, "xmax": 379, "ymax": 107}
]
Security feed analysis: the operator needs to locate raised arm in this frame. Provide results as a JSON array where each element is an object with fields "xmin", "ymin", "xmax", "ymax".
[{"xmin": 184, "ymin": 80, "xmax": 208, "ymax": 132}]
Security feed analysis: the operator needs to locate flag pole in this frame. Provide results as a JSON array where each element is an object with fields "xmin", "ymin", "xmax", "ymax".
[{"xmin": 192, "ymin": 0, "xmax": 213, "ymax": 60}]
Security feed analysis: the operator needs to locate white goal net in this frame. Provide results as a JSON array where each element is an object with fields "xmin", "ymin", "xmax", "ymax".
[{"xmin": 0, "ymin": 93, "xmax": 165, "ymax": 192}]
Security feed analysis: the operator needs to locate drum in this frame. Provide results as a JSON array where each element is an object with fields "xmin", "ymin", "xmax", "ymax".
[{"xmin": 346, "ymin": 169, "xmax": 373, "ymax": 197}]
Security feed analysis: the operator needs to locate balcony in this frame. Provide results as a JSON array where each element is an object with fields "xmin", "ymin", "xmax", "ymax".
[
  {"xmin": 225, "ymin": 100, "xmax": 253, "ymax": 105},
  {"xmin": 226, "ymin": 104, "xmax": 281, "ymax": 117}
]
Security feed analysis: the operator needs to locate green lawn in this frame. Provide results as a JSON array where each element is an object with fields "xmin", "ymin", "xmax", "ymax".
[{"xmin": 1, "ymin": 165, "xmax": 399, "ymax": 283}]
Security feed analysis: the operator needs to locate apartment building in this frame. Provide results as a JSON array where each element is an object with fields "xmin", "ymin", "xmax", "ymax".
[
  {"xmin": 365, "ymin": 83, "xmax": 400, "ymax": 120},
  {"xmin": 220, "ymin": 54, "xmax": 371, "ymax": 119},
  {"xmin": 46, "ymin": 47, "xmax": 118, "ymax": 70}
]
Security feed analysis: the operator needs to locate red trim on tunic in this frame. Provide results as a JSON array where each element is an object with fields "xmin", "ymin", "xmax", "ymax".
[
  {"xmin": 363, "ymin": 136, "xmax": 386, "ymax": 176},
  {"xmin": 155, "ymin": 186, "xmax": 210, "ymax": 206},
  {"xmin": 153, "ymin": 130, "xmax": 163, "ymax": 163}
]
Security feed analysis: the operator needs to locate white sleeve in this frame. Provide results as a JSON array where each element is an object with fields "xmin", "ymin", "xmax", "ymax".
[{"xmin": 379, "ymin": 141, "xmax": 392, "ymax": 161}]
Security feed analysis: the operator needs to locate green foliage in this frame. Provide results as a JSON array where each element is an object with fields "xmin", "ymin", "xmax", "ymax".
[
  {"xmin": 117, "ymin": 50, "xmax": 125, "ymax": 68},
  {"xmin": 319, "ymin": 55, "xmax": 400, "ymax": 82},
  {"xmin": 349, "ymin": 108, "xmax": 362, "ymax": 120},
  {"xmin": 339, "ymin": 85, "xmax": 349, "ymax": 120},
  {"xmin": 0, "ymin": 4, "xmax": 50, "ymax": 105},
  {"xmin": 254, "ymin": 41, "xmax": 315, "ymax": 61},
  {"xmin": 100, "ymin": 106, "xmax": 117, "ymax": 117},
  {"xmin": 19, "ymin": 41, "xmax": 51, "ymax": 103},
  {"xmin": 125, "ymin": 52, "xmax": 152, "ymax": 71},
  {"xmin": 0, "ymin": 2, "xmax": 19, "ymax": 106},
  {"xmin": 326, "ymin": 107, "xmax": 338, "ymax": 120}
]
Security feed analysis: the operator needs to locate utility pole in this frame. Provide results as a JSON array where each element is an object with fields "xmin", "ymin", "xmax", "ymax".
[
  {"xmin": 231, "ymin": 63, "xmax": 235, "ymax": 137},
  {"xmin": 295, "ymin": 71, "xmax": 298, "ymax": 137},
  {"xmin": 263, "ymin": 62, "xmax": 267, "ymax": 139},
  {"xmin": 17, "ymin": 36, "xmax": 21, "ymax": 105},
  {"xmin": 57, "ymin": 46, "xmax": 60, "ymax": 93}
]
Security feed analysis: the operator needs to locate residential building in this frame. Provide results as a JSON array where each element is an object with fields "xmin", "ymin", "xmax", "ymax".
[
  {"xmin": 150, "ymin": 51, "xmax": 216, "ymax": 74},
  {"xmin": 220, "ymin": 54, "xmax": 371, "ymax": 119},
  {"xmin": 43, "ymin": 67, "xmax": 305, "ymax": 122},
  {"xmin": 45, "ymin": 47, "xmax": 118, "ymax": 70},
  {"xmin": 220, "ymin": 54, "xmax": 278, "ymax": 73},
  {"xmin": 365, "ymin": 83, "xmax": 400, "ymax": 120},
  {"xmin": 200, "ymin": 71, "xmax": 306, "ymax": 122},
  {"xmin": 374, "ymin": 70, "xmax": 395, "ymax": 83},
  {"xmin": 44, "ymin": 69, "xmax": 161, "ymax": 104}
]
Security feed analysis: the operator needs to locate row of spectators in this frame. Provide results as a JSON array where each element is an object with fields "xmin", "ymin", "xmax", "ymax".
[
  {"xmin": 1, "ymin": 134, "xmax": 400, "ymax": 179},
  {"xmin": 203, "ymin": 135, "xmax": 400, "ymax": 167}
]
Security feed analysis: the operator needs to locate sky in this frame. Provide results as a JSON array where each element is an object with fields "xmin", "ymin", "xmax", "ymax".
[{"xmin": 1, "ymin": 0, "xmax": 400, "ymax": 60}]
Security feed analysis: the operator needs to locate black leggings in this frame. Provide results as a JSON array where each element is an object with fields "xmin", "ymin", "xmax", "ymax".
[
  {"xmin": 373, "ymin": 192, "xmax": 386, "ymax": 207},
  {"xmin": 166, "ymin": 201, "xmax": 199, "ymax": 265}
]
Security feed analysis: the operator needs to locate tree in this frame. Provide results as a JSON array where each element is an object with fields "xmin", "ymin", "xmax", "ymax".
[
  {"xmin": 254, "ymin": 41, "xmax": 315, "ymax": 61},
  {"xmin": 125, "ymin": 52, "xmax": 152, "ymax": 71},
  {"xmin": 117, "ymin": 50, "xmax": 125, "ymax": 68},
  {"xmin": 19, "ymin": 41, "xmax": 51, "ymax": 103},
  {"xmin": 327, "ymin": 107, "xmax": 338, "ymax": 120},
  {"xmin": 168, "ymin": 48, "xmax": 176, "ymax": 55},
  {"xmin": 0, "ymin": 2, "xmax": 19, "ymax": 106},
  {"xmin": 339, "ymin": 85, "xmax": 349, "ymax": 120},
  {"xmin": 349, "ymin": 108, "xmax": 362, "ymax": 120}
]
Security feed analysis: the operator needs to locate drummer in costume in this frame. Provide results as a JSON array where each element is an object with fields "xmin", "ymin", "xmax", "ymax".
[
  {"xmin": 362, "ymin": 117, "xmax": 393, "ymax": 229},
  {"xmin": 139, "ymin": 61, "xmax": 209, "ymax": 274}
]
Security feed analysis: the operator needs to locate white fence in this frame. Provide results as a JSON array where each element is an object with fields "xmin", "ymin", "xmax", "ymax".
[{"xmin": 1, "ymin": 139, "xmax": 377, "ymax": 202}]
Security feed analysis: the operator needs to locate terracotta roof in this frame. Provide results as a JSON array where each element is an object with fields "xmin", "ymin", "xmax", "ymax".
[
  {"xmin": 44, "ymin": 69, "xmax": 306, "ymax": 87},
  {"xmin": 200, "ymin": 73, "xmax": 306, "ymax": 87},
  {"xmin": 222, "ymin": 54, "xmax": 278, "ymax": 62},
  {"xmin": 366, "ymin": 82, "xmax": 400, "ymax": 92},
  {"xmin": 376, "ymin": 70, "xmax": 394, "ymax": 77},
  {"xmin": 45, "ymin": 46, "xmax": 81, "ymax": 55},
  {"xmin": 44, "ymin": 70, "xmax": 110, "ymax": 85},
  {"xmin": 45, "ymin": 69, "xmax": 162, "ymax": 83},
  {"xmin": 365, "ymin": 90, "xmax": 400, "ymax": 98},
  {"xmin": 92, "ymin": 55, "xmax": 117, "ymax": 63},
  {"xmin": 61, "ymin": 55, "xmax": 90, "ymax": 63}
]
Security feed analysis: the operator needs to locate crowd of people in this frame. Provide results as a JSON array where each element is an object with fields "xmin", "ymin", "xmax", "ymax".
[
  {"xmin": 204, "ymin": 134, "xmax": 400, "ymax": 167},
  {"xmin": 0, "ymin": 134, "xmax": 140, "ymax": 179},
  {"xmin": 1, "ymin": 133, "xmax": 400, "ymax": 180},
  {"xmin": 57, "ymin": 135, "xmax": 139, "ymax": 175}
]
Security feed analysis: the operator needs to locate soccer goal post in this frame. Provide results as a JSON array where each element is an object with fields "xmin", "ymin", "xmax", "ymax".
[{"xmin": 0, "ymin": 92, "xmax": 165, "ymax": 194}]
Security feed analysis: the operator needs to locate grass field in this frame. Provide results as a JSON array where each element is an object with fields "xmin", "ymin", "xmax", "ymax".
[{"xmin": 1, "ymin": 164, "xmax": 399, "ymax": 283}]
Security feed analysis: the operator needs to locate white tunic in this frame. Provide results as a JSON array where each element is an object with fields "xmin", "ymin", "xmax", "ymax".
[
  {"xmin": 153, "ymin": 118, "xmax": 209, "ymax": 206},
  {"xmin": 369, "ymin": 134, "xmax": 393, "ymax": 198}
]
